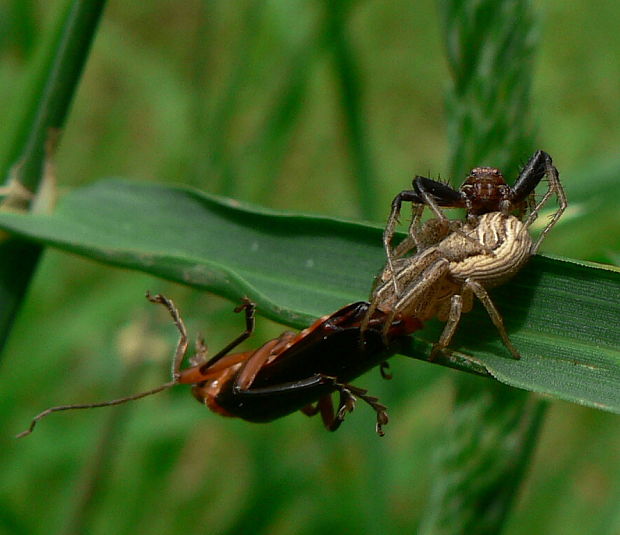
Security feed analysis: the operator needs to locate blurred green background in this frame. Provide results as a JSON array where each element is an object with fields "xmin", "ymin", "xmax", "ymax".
[{"xmin": 0, "ymin": 1, "xmax": 618, "ymax": 534}]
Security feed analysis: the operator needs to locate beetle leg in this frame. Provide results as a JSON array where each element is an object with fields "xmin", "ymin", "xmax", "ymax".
[
  {"xmin": 233, "ymin": 374, "xmax": 328, "ymax": 396},
  {"xmin": 198, "ymin": 297, "xmax": 256, "ymax": 373},
  {"xmin": 339, "ymin": 383, "xmax": 388, "ymax": 436},
  {"xmin": 190, "ymin": 334, "xmax": 208, "ymax": 367},
  {"xmin": 145, "ymin": 293, "xmax": 259, "ymax": 375},
  {"xmin": 331, "ymin": 385, "xmax": 358, "ymax": 431},
  {"xmin": 301, "ymin": 390, "xmax": 355, "ymax": 432},
  {"xmin": 379, "ymin": 361, "xmax": 393, "ymax": 380},
  {"xmin": 300, "ymin": 403, "xmax": 319, "ymax": 416},
  {"xmin": 303, "ymin": 386, "xmax": 387, "ymax": 435},
  {"xmin": 145, "ymin": 292, "xmax": 189, "ymax": 378},
  {"xmin": 230, "ymin": 374, "xmax": 340, "ymax": 430},
  {"xmin": 324, "ymin": 380, "xmax": 388, "ymax": 436},
  {"xmin": 232, "ymin": 373, "xmax": 388, "ymax": 434},
  {"xmin": 301, "ymin": 395, "xmax": 333, "ymax": 418}
]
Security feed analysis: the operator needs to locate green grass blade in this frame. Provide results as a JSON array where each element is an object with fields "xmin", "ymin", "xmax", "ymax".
[
  {"xmin": 0, "ymin": 240, "xmax": 41, "ymax": 339},
  {"xmin": 324, "ymin": 0, "xmax": 379, "ymax": 220},
  {"xmin": 432, "ymin": 0, "xmax": 545, "ymax": 531},
  {"xmin": 550, "ymin": 156, "xmax": 620, "ymax": 262},
  {"xmin": 0, "ymin": 0, "xmax": 106, "ymax": 356},
  {"xmin": 420, "ymin": 386, "xmax": 547, "ymax": 535},
  {"xmin": 0, "ymin": 179, "xmax": 616, "ymax": 413},
  {"xmin": 0, "ymin": 0, "xmax": 107, "ymax": 189},
  {"xmin": 199, "ymin": 1, "xmax": 263, "ymax": 196},
  {"xmin": 243, "ymin": 22, "xmax": 322, "ymax": 204},
  {"xmin": 442, "ymin": 0, "xmax": 536, "ymax": 179},
  {"xmin": 1, "ymin": 2, "xmax": 37, "ymax": 57}
]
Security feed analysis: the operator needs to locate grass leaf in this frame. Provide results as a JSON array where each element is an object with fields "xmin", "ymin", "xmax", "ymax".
[{"xmin": 0, "ymin": 178, "xmax": 617, "ymax": 412}]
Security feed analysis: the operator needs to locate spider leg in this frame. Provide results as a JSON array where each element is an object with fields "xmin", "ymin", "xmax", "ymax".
[
  {"xmin": 383, "ymin": 189, "xmax": 425, "ymax": 295},
  {"xmin": 464, "ymin": 279, "xmax": 521, "ymax": 360},
  {"xmin": 512, "ymin": 150, "xmax": 549, "ymax": 201},
  {"xmin": 527, "ymin": 153, "xmax": 567, "ymax": 254}
]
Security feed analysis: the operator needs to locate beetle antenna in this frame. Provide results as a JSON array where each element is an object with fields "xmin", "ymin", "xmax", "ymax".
[{"xmin": 16, "ymin": 380, "xmax": 177, "ymax": 438}]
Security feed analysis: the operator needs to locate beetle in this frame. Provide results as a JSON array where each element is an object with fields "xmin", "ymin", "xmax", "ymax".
[{"xmin": 18, "ymin": 293, "xmax": 423, "ymax": 438}]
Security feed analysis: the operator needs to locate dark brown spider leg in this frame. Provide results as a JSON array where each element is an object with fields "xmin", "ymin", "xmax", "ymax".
[
  {"xmin": 383, "ymin": 189, "xmax": 426, "ymax": 295},
  {"xmin": 391, "ymin": 203, "xmax": 425, "ymax": 259},
  {"xmin": 413, "ymin": 176, "xmax": 462, "ymax": 221},
  {"xmin": 388, "ymin": 177, "xmax": 464, "ymax": 263},
  {"xmin": 511, "ymin": 151, "xmax": 567, "ymax": 253},
  {"xmin": 413, "ymin": 176, "xmax": 465, "ymax": 208},
  {"xmin": 512, "ymin": 152, "xmax": 546, "ymax": 220},
  {"xmin": 382, "ymin": 177, "xmax": 465, "ymax": 301},
  {"xmin": 512, "ymin": 150, "xmax": 549, "ymax": 201},
  {"xmin": 415, "ymin": 177, "xmax": 494, "ymax": 253}
]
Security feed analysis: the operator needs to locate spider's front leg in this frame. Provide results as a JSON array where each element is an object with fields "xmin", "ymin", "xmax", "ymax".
[
  {"xmin": 511, "ymin": 150, "xmax": 567, "ymax": 253},
  {"xmin": 383, "ymin": 176, "xmax": 463, "ymax": 295},
  {"xmin": 382, "ymin": 188, "xmax": 425, "ymax": 295}
]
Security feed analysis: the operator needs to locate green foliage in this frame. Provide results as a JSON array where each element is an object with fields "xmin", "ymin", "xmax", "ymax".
[
  {"xmin": 441, "ymin": 0, "xmax": 537, "ymax": 178},
  {"xmin": 424, "ymin": 1, "xmax": 616, "ymax": 532},
  {"xmin": 0, "ymin": 179, "xmax": 617, "ymax": 415},
  {"xmin": 0, "ymin": 0, "xmax": 106, "ymax": 358},
  {"xmin": 420, "ymin": 385, "xmax": 547, "ymax": 535},
  {"xmin": 0, "ymin": 2, "xmax": 619, "ymax": 535}
]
